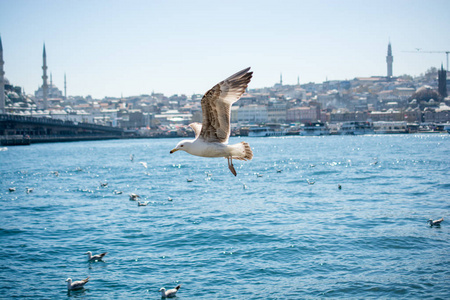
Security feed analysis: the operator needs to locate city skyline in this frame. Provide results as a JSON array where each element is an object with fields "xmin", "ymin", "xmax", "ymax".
[{"xmin": 0, "ymin": 0, "xmax": 449, "ymax": 99}]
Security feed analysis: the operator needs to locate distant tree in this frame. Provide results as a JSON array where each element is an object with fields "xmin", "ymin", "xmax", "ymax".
[{"xmin": 424, "ymin": 67, "xmax": 438, "ymax": 81}]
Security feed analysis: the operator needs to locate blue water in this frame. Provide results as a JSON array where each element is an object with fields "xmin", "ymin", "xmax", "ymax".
[{"xmin": 0, "ymin": 134, "xmax": 449, "ymax": 299}]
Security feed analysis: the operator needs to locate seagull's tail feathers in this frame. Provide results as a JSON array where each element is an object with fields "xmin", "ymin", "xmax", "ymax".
[
  {"xmin": 175, "ymin": 285, "xmax": 181, "ymax": 290},
  {"xmin": 232, "ymin": 142, "xmax": 253, "ymax": 161},
  {"xmin": 83, "ymin": 277, "xmax": 90, "ymax": 283}
]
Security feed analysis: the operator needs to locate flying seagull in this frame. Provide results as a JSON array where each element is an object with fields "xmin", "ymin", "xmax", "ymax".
[
  {"xmin": 160, "ymin": 284, "xmax": 181, "ymax": 298},
  {"xmin": 66, "ymin": 277, "xmax": 89, "ymax": 290},
  {"xmin": 85, "ymin": 251, "xmax": 107, "ymax": 261},
  {"xmin": 170, "ymin": 67, "xmax": 254, "ymax": 176}
]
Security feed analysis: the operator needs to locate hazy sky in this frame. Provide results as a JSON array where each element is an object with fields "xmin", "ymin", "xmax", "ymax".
[{"xmin": 1, "ymin": 0, "xmax": 449, "ymax": 99}]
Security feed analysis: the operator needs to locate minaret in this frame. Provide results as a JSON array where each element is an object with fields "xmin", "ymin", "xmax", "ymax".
[
  {"xmin": 386, "ymin": 41, "xmax": 393, "ymax": 78},
  {"xmin": 280, "ymin": 73, "xmax": 283, "ymax": 85},
  {"xmin": 438, "ymin": 63, "xmax": 448, "ymax": 98},
  {"xmin": 297, "ymin": 76, "xmax": 300, "ymax": 86},
  {"xmin": 0, "ymin": 35, "xmax": 5, "ymax": 113},
  {"xmin": 42, "ymin": 44, "xmax": 49, "ymax": 110},
  {"xmin": 64, "ymin": 73, "xmax": 67, "ymax": 100}
]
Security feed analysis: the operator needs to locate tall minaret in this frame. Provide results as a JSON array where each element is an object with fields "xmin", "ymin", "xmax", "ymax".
[
  {"xmin": 64, "ymin": 73, "xmax": 67, "ymax": 100},
  {"xmin": 386, "ymin": 41, "xmax": 393, "ymax": 78},
  {"xmin": 280, "ymin": 73, "xmax": 283, "ymax": 85},
  {"xmin": 42, "ymin": 44, "xmax": 49, "ymax": 110},
  {"xmin": 0, "ymin": 35, "xmax": 5, "ymax": 113}
]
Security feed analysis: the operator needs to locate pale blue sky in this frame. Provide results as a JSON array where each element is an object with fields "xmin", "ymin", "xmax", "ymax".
[{"xmin": 1, "ymin": 0, "xmax": 449, "ymax": 98}]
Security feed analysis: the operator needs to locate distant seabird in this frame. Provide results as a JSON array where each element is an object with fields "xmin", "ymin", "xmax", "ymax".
[
  {"xmin": 113, "ymin": 190, "xmax": 123, "ymax": 194},
  {"xmin": 130, "ymin": 154, "xmax": 134, "ymax": 161},
  {"xmin": 170, "ymin": 68, "xmax": 254, "ymax": 176},
  {"xmin": 307, "ymin": 179, "xmax": 315, "ymax": 185},
  {"xmin": 428, "ymin": 218, "xmax": 444, "ymax": 227},
  {"xmin": 9, "ymin": 187, "xmax": 16, "ymax": 192},
  {"xmin": 85, "ymin": 251, "xmax": 107, "ymax": 261},
  {"xmin": 129, "ymin": 193, "xmax": 140, "ymax": 200},
  {"xmin": 100, "ymin": 182, "xmax": 108, "ymax": 187},
  {"xmin": 26, "ymin": 187, "xmax": 34, "ymax": 193},
  {"xmin": 160, "ymin": 284, "xmax": 181, "ymax": 298},
  {"xmin": 66, "ymin": 277, "xmax": 89, "ymax": 290},
  {"xmin": 139, "ymin": 162, "xmax": 148, "ymax": 169},
  {"xmin": 168, "ymin": 197, "xmax": 173, "ymax": 201},
  {"xmin": 187, "ymin": 178, "xmax": 194, "ymax": 182},
  {"xmin": 138, "ymin": 201, "xmax": 149, "ymax": 206}
]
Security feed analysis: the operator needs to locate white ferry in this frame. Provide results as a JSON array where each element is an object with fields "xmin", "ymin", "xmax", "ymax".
[
  {"xmin": 373, "ymin": 121, "xmax": 408, "ymax": 134},
  {"xmin": 300, "ymin": 122, "xmax": 330, "ymax": 136},
  {"xmin": 248, "ymin": 124, "xmax": 288, "ymax": 137},
  {"xmin": 338, "ymin": 121, "xmax": 374, "ymax": 135}
]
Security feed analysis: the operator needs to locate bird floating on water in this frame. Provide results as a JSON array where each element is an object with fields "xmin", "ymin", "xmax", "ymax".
[
  {"xmin": 138, "ymin": 201, "xmax": 149, "ymax": 206},
  {"xmin": 160, "ymin": 284, "xmax": 181, "ymax": 298},
  {"xmin": 187, "ymin": 178, "xmax": 194, "ymax": 182},
  {"xmin": 113, "ymin": 190, "xmax": 123, "ymax": 195},
  {"xmin": 139, "ymin": 162, "xmax": 148, "ymax": 169},
  {"xmin": 170, "ymin": 68, "xmax": 254, "ymax": 176},
  {"xmin": 307, "ymin": 179, "xmax": 315, "ymax": 185},
  {"xmin": 85, "ymin": 251, "xmax": 107, "ymax": 261},
  {"xmin": 428, "ymin": 218, "xmax": 444, "ymax": 227},
  {"xmin": 26, "ymin": 187, "xmax": 34, "ymax": 193},
  {"xmin": 129, "ymin": 193, "xmax": 140, "ymax": 201},
  {"xmin": 168, "ymin": 197, "xmax": 173, "ymax": 201},
  {"xmin": 9, "ymin": 187, "xmax": 16, "ymax": 192},
  {"xmin": 66, "ymin": 277, "xmax": 89, "ymax": 290},
  {"xmin": 100, "ymin": 182, "xmax": 108, "ymax": 187}
]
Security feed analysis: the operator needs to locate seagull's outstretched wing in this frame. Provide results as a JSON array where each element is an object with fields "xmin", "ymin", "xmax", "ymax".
[
  {"xmin": 189, "ymin": 122, "xmax": 202, "ymax": 139},
  {"xmin": 199, "ymin": 67, "xmax": 253, "ymax": 143}
]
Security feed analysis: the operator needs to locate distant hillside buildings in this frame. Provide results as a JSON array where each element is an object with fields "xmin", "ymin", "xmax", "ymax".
[{"xmin": 1, "ymin": 40, "xmax": 450, "ymax": 133}]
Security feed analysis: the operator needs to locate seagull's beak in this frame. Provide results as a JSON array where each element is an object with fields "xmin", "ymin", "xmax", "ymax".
[{"xmin": 170, "ymin": 148, "xmax": 179, "ymax": 154}]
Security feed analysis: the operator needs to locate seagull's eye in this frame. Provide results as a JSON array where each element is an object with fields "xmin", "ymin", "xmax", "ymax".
[{"xmin": 180, "ymin": 145, "xmax": 184, "ymax": 147}]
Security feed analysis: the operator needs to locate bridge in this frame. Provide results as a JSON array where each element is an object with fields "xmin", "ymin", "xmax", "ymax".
[{"xmin": 0, "ymin": 114, "xmax": 125, "ymax": 145}]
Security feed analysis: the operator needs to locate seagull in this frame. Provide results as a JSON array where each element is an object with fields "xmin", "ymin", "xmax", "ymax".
[
  {"xmin": 129, "ymin": 193, "xmax": 140, "ymax": 200},
  {"xmin": 139, "ymin": 162, "xmax": 148, "ymax": 169},
  {"xmin": 428, "ymin": 218, "xmax": 444, "ymax": 227},
  {"xmin": 307, "ymin": 179, "xmax": 315, "ymax": 185},
  {"xmin": 113, "ymin": 190, "xmax": 123, "ymax": 194},
  {"xmin": 130, "ymin": 154, "xmax": 134, "ymax": 161},
  {"xmin": 85, "ymin": 251, "xmax": 107, "ymax": 261},
  {"xmin": 160, "ymin": 284, "xmax": 181, "ymax": 298},
  {"xmin": 9, "ymin": 187, "xmax": 16, "ymax": 192},
  {"xmin": 138, "ymin": 201, "xmax": 149, "ymax": 206},
  {"xmin": 170, "ymin": 68, "xmax": 254, "ymax": 176},
  {"xmin": 100, "ymin": 182, "xmax": 108, "ymax": 187},
  {"xmin": 187, "ymin": 178, "xmax": 193, "ymax": 182},
  {"xmin": 26, "ymin": 187, "xmax": 34, "ymax": 193},
  {"xmin": 338, "ymin": 184, "xmax": 342, "ymax": 190},
  {"xmin": 168, "ymin": 197, "xmax": 173, "ymax": 201},
  {"xmin": 66, "ymin": 277, "xmax": 89, "ymax": 290}
]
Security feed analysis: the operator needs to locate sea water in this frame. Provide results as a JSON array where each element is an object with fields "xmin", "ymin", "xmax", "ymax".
[{"xmin": 0, "ymin": 134, "xmax": 449, "ymax": 299}]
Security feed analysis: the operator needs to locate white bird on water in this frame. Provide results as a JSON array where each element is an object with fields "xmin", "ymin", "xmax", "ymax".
[
  {"xmin": 85, "ymin": 251, "xmax": 107, "ymax": 261},
  {"xmin": 160, "ymin": 284, "xmax": 181, "ymax": 298},
  {"xmin": 170, "ymin": 68, "xmax": 254, "ymax": 176},
  {"xmin": 66, "ymin": 277, "xmax": 89, "ymax": 290}
]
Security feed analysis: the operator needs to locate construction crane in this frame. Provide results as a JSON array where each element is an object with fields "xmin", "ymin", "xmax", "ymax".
[{"xmin": 403, "ymin": 49, "xmax": 450, "ymax": 71}]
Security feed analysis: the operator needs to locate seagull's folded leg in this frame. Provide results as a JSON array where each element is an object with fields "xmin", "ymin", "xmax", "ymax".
[{"xmin": 227, "ymin": 157, "xmax": 237, "ymax": 176}]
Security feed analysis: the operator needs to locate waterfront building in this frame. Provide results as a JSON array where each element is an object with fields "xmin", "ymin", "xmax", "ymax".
[
  {"xmin": 236, "ymin": 104, "xmax": 268, "ymax": 123},
  {"xmin": 0, "ymin": 35, "xmax": 5, "ymax": 113},
  {"xmin": 286, "ymin": 106, "xmax": 318, "ymax": 123}
]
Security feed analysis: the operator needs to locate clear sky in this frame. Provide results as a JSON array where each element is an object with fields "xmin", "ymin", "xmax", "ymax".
[{"xmin": 1, "ymin": 0, "xmax": 449, "ymax": 99}]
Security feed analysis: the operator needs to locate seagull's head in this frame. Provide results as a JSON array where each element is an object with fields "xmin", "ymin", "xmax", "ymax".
[
  {"xmin": 170, "ymin": 140, "xmax": 192, "ymax": 154},
  {"xmin": 84, "ymin": 251, "xmax": 91, "ymax": 255},
  {"xmin": 65, "ymin": 278, "xmax": 72, "ymax": 283}
]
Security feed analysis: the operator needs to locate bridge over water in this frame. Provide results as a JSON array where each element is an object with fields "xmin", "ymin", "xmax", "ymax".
[{"xmin": 0, "ymin": 114, "xmax": 125, "ymax": 145}]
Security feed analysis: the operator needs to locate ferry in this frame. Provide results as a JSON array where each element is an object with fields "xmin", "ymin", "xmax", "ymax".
[
  {"xmin": 248, "ymin": 124, "xmax": 288, "ymax": 137},
  {"xmin": 300, "ymin": 122, "xmax": 330, "ymax": 136},
  {"xmin": 373, "ymin": 121, "xmax": 408, "ymax": 134},
  {"xmin": 338, "ymin": 121, "xmax": 374, "ymax": 135}
]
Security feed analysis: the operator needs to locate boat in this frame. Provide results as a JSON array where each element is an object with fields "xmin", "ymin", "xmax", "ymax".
[
  {"xmin": 373, "ymin": 121, "xmax": 408, "ymax": 134},
  {"xmin": 338, "ymin": 121, "xmax": 374, "ymax": 135},
  {"xmin": 248, "ymin": 123, "xmax": 288, "ymax": 137},
  {"xmin": 300, "ymin": 122, "xmax": 330, "ymax": 136}
]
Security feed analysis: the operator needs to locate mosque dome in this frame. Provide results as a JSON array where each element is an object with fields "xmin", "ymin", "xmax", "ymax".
[{"xmin": 410, "ymin": 85, "xmax": 440, "ymax": 102}]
